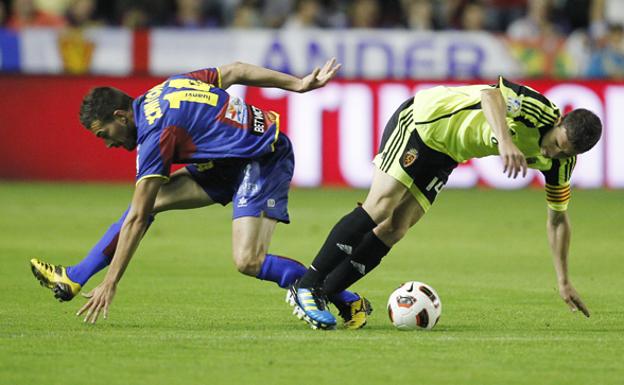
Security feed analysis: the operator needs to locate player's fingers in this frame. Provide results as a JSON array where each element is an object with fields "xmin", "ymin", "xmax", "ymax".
[
  {"xmin": 84, "ymin": 299, "xmax": 101, "ymax": 323},
  {"xmin": 508, "ymin": 155, "xmax": 517, "ymax": 176},
  {"xmin": 321, "ymin": 65, "xmax": 341, "ymax": 84},
  {"xmin": 325, "ymin": 64, "xmax": 340, "ymax": 79},
  {"xmin": 311, "ymin": 67, "xmax": 320, "ymax": 79},
  {"xmin": 514, "ymin": 155, "xmax": 523, "ymax": 178},
  {"xmin": 324, "ymin": 57, "xmax": 336, "ymax": 72},
  {"xmin": 91, "ymin": 304, "xmax": 102, "ymax": 324},
  {"xmin": 509, "ymin": 158, "xmax": 517, "ymax": 178},
  {"xmin": 77, "ymin": 300, "xmax": 92, "ymax": 316},
  {"xmin": 514, "ymin": 156, "xmax": 525, "ymax": 178},
  {"xmin": 564, "ymin": 297, "xmax": 577, "ymax": 311},
  {"xmin": 323, "ymin": 58, "xmax": 334, "ymax": 72},
  {"xmin": 104, "ymin": 304, "xmax": 109, "ymax": 320},
  {"xmin": 572, "ymin": 297, "xmax": 590, "ymax": 317},
  {"xmin": 521, "ymin": 157, "xmax": 528, "ymax": 177},
  {"xmin": 514, "ymin": 155, "xmax": 525, "ymax": 178},
  {"xmin": 84, "ymin": 304, "xmax": 95, "ymax": 322},
  {"xmin": 510, "ymin": 158, "xmax": 518, "ymax": 178}
]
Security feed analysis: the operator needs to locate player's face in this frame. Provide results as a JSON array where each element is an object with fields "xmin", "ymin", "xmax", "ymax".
[
  {"xmin": 90, "ymin": 112, "xmax": 137, "ymax": 151},
  {"xmin": 540, "ymin": 125, "xmax": 575, "ymax": 159}
]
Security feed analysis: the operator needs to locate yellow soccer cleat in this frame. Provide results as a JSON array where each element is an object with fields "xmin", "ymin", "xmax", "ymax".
[
  {"xmin": 340, "ymin": 295, "xmax": 373, "ymax": 330},
  {"xmin": 30, "ymin": 258, "xmax": 81, "ymax": 302}
]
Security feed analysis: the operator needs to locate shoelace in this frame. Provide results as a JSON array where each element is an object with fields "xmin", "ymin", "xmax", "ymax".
[
  {"xmin": 313, "ymin": 290, "xmax": 330, "ymax": 311},
  {"xmin": 296, "ymin": 289, "xmax": 315, "ymax": 310},
  {"xmin": 300, "ymin": 289, "xmax": 327, "ymax": 312}
]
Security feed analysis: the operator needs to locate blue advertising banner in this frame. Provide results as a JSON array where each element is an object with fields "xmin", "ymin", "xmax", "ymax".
[{"xmin": 0, "ymin": 29, "xmax": 20, "ymax": 72}]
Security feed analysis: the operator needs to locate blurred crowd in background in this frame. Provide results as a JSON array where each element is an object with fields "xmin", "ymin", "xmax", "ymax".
[
  {"xmin": 0, "ymin": 0, "xmax": 620, "ymax": 32},
  {"xmin": 0, "ymin": 0, "xmax": 623, "ymax": 78}
]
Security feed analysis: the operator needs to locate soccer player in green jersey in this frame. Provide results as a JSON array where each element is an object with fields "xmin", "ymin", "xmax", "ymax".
[{"xmin": 288, "ymin": 77, "xmax": 602, "ymax": 329}]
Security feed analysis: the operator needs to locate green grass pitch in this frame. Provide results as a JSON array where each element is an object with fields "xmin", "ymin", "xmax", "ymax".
[{"xmin": 1, "ymin": 182, "xmax": 623, "ymax": 385}]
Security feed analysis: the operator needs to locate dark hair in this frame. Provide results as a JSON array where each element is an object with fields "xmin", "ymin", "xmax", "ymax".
[
  {"xmin": 79, "ymin": 87, "xmax": 133, "ymax": 129},
  {"xmin": 561, "ymin": 108, "xmax": 602, "ymax": 154}
]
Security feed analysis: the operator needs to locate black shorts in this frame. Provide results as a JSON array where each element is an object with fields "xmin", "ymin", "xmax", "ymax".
[{"xmin": 373, "ymin": 97, "xmax": 458, "ymax": 211}]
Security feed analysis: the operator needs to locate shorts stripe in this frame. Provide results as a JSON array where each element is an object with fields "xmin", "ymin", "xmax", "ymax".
[
  {"xmin": 384, "ymin": 116, "xmax": 412, "ymax": 172},
  {"xmin": 381, "ymin": 113, "xmax": 412, "ymax": 171},
  {"xmin": 380, "ymin": 110, "xmax": 411, "ymax": 170}
]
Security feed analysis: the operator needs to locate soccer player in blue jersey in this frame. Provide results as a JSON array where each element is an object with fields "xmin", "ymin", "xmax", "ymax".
[
  {"xmin": 288, "ymin": 78, "xmax": 602, "ymax": 329},
  {"xmin": 30, "ymin": 59, "xmax": 370, "ymax": 329}
]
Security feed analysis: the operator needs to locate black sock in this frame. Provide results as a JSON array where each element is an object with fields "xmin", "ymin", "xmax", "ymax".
[
  {"xmin": 323, "ymin": 231, "xmax": 390, "ymax": 295},
  {"xmin": 298, "ymin": 206, "xmax": 376, "ymax": 288}
]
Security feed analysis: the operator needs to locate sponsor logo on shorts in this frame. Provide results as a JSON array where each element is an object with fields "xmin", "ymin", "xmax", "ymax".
[
  {"xmin": 402, "ymin": 148, "xmax": 418, "ymax": 167},
  {"xmin": 195, "ymin": 161, "xmax": 214, "ymax": 171},
  {"xmin": 237, "ymin": 196, "xmax": 248, "ymax": 208},
  {"xmin": 267, "ymin": 199, "xmax": 276, "ymax": 208}
]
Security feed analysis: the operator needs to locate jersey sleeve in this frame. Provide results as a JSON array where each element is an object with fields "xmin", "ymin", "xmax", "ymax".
[
  {"xmin": 539, "ymin": 156, "xmax": 576, "ymax": 211},
  {"xmin": 497, "ymin": 76, "xmax": 561, "ymax": 129},
  {"xmin": 135, "ymin": 131, "xmax": 172, "ymax": 185},
  {"xmin": 183, "ymin": 67, "xmax": 222, "ymax": 87}
]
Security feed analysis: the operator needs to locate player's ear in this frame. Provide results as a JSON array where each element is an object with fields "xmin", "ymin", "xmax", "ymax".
[{"xmin": 112, "ymin": 110, "xmax": 129, "ymax": 124}]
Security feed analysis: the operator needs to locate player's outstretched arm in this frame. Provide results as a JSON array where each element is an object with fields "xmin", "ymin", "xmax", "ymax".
[
  {"xmin": 77, "ymin": 177, "xmax": 164, "ymax": 324},
  {"xmin": 218, "ymin": 58, "xmax": 341, "ymax": 92},
  {"xmin": 546, "ymin": 208, "xmax": 590, "ymax": 317},
  {"xmin": 481, "ymin": 88, "xmax": 527, "ymax": 179}
]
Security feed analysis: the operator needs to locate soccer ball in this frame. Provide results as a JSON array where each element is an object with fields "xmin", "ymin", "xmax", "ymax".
[{"xmin": 387, "ymin": 281, "xmax": 442, "ymax": 330}]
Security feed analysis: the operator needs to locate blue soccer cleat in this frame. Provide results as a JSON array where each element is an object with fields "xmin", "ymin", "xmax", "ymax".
[{"xmin": 286, "ymin": 284, "xmax": 337, "ymax": 330}]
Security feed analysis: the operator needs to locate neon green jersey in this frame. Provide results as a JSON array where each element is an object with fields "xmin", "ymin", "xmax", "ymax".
[{"xmin": 412, "ymin": 77, "xmax": 574, "ymax": 211}]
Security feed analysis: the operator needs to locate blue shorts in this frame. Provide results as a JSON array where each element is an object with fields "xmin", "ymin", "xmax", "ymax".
[{"xmin": 186, "ymin": 133, "xmax": 294, "ymax": 224}]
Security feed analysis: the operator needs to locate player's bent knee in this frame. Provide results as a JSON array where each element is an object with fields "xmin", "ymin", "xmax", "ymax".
[
  {"xmin": 152, "ymin": 197, "xmax": 169, "ymax": 213},
  {"xmin": 233, "ymin": 252, "xmax": 263, "ymax": 277},
  {"xmin": 362, "ymin": 198, "xmax": 395, "ymax": 224},
  {"xmin": 375, "ymin": 220, "xmax": 408, "ymax": 246}
]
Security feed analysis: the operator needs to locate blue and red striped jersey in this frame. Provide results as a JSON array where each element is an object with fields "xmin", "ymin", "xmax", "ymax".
[{"xmin": 131, "ymin": 68, "xmax": 280, "ymax": 183}]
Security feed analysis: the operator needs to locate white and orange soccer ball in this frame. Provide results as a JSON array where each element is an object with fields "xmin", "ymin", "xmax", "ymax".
[{"xmin": 387, "ymin": 281, "xmax": 442, "ymax": 330}]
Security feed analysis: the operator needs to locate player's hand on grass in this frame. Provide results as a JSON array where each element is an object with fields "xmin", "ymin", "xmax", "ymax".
[
  {"xmin": 498, "ymin": 139, "xmax": 527, "ymax": 179},
  {"xmin": 77, "ymin": 281, "xmax": 117, "ymax": 324},
  {"xmin": 299, "ymin": 58, "xmax": 341, "ymax": 93},
  {"xmin": 559, "ymin": 282, "xmax": 590, "ymax": 317}
]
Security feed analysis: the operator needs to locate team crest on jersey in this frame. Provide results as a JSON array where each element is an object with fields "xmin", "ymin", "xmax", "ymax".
[
  {"xmin": 402, "ymin": 148, "xmax": 419, "ymax": 167},
  {"xmin": 507, "ymin": 96, "xmax": 521, "ymax": 115}
]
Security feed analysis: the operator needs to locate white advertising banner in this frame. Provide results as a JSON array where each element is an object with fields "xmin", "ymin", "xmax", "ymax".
[
  {"xmin": 19, "ymin": 27, "xmax": 132, "ymax": 75},
  {"xmin": 149, "ymin": 29, "xmax": 521, "ymax": 79}
]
